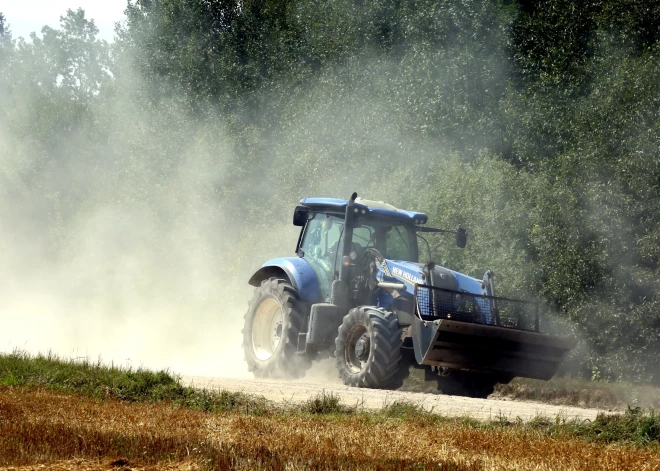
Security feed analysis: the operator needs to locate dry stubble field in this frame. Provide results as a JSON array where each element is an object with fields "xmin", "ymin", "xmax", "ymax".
[{"xmin": 1, "ymin": 386, "xmax": 658, "ymax": 471}]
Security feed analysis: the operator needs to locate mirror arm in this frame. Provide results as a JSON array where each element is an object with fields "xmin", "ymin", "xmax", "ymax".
[
  {"xmin": 417, "ymin": 227, "xmax": 455, "ymax": 234},
  {"xmin": 417, "ymin": 233, "xmax": 432, "ymax": 263}
]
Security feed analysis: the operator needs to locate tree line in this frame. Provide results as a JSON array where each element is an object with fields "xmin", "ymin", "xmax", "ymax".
[{"xmin": 1, "ymin": 0, "xmax": 659, "ymax": 383}]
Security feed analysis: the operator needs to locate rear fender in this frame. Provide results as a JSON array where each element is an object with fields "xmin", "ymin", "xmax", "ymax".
[{"xmin": 248, "ymin": 257, "xmax": 322, "ymax": 303}]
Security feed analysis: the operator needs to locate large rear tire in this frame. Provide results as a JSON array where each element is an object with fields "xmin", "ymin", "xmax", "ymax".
[
  {"xmin": 242, "ymin": 278, "xmax": 310, "ymax": 378},
  {"xmin": 335, "ymin": 307, "xmax": 403, "ymax": 388}
]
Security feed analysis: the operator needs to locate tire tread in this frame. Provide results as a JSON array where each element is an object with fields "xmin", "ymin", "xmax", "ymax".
[
  {"xmin": 335, "ymin": 307, "xmax": 402, "ymax": 388},
  {"xmin": 242, "ymin": 277, "xmax": 310, "ymax": 378}
]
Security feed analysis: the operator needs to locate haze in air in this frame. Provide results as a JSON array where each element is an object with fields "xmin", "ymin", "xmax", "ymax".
[{"xmin": 0, "ymin": 1, "xmax": 659, "ymax": 386}]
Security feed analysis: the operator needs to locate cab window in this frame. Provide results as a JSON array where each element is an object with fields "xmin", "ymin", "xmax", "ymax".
[
  {"xmin": 352, "ymin": 226, "xmax": 375, "ymax": 250},
  {"xmin": 350, "ymin": 220, "xmax": 414, "ymax": 261},
  {"xmin": 300, "ymin": 214, "xmax": 344, "ymax": 265},
  {"xmin": 385, "ymin": 225, "xmax": 413, "ymax": 261},
  {"xmin": 300, "ymin": 213, "xmax": 344, "ymax": 300}
]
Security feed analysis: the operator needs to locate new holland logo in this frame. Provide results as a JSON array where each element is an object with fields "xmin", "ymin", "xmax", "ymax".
[{"xmin": 391, "ymin": 267, "xmax": 423, "ymax": 285}]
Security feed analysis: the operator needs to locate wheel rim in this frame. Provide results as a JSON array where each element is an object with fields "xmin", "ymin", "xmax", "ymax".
[
  {"xmin": 252, "ymin": 297, "xmax": 283, "ymax": 361},
  {"xmin": 345, "ymin": 324, "xmax": 369, "ymax": 373}
]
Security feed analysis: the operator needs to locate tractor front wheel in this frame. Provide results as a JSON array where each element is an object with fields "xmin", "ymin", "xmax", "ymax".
[
  {"xmin": 335, "ymin": 307, "xmax": 403, "ymax": 388},
  {"xmin": 242, "ymin": 278, "xmax": 310, "ymax": 378}
]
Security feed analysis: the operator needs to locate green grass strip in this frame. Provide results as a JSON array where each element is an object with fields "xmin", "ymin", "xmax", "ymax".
[
  {"xmin": 2, "ymin": 351, "xmax": 659, "ymax": 446},
  {"xmin": 0, "ymin": 350, "xmax": 266, "ymax": 413}
]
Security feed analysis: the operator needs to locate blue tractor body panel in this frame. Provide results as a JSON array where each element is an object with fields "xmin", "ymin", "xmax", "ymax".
[
  {"xmin": 249, "ymin": 257, "xmax": 323, "ymax": 303},
  {"xmin": 372, "ymin": 260, "xmax": 490, "ymax": 318},
  {"xmin": 378, "ymin": 260, "xmax": 485, "ymax": 295}
]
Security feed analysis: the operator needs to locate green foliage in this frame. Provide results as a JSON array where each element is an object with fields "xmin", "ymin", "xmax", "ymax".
[
  {"xmin": 4, "ymin": 352, "xmax": 660, "ymax": 445},
  {"xmin": 0, "ymin": 12, "xmax": 10, "ymax": 42},
  {"xmin": 380, "ymin": 401, "xmax": 432, "ymax": 419},
  {"xmin": 0, "ymin": 351, "xmax": 266, "ymax": 413},
  {"xmin": 0, "ymin": 350, "xmax": 175, "ymax": 399},
  {"xmin": 534, "ymin": 408, "xmax": 660, "ymax": 445},
  {"xmin": 299, "ymin": 391, "xmax": 355, "ymax": 415},
  {"xmin": 1, "ymin": 0, "xmax": 660, "ymax": 383}
]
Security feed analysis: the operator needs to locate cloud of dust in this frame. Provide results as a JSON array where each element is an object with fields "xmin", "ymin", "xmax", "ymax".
[
  {"xmin": 0, "ymin": 12, "xmax": 400, "ymax": 383},
  {"xmin": 0, "ymin": 48, "xmax": 435, "ymax": 383},
  {"xmin": 0, "ymin": 41, "xmax": 270, "ymax": 378},
  {"xmin": 0, "ymin": 7, "xmax": 498, "ymax": 385},
  {"xmin": 0, "ymin": 3, "xmax": 581, "ymax": 386},
  {"xmin": 0, "ymin": 155, "xmax": 255, "ymax": 377}
]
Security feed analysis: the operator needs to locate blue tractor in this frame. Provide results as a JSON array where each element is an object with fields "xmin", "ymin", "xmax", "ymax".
[{"xmin": 243, "ymin": 193, "xmax": 576, "ymax": 395}]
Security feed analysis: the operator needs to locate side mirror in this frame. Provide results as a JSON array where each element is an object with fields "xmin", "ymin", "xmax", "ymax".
[
  {"xmin": 456, "ymin": 227, "xmax": 467, "ymax": 248},
  {"xmin": 293, "ymin": 206, "xmax": 310, "ymax": 226}
]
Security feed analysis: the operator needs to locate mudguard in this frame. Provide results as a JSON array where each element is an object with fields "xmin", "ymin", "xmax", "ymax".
[{"xmin": 248, "ymin": 257, "xmax": 322, "ymax": 302}]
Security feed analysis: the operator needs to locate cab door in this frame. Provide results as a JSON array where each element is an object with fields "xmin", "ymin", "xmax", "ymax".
[{"xmin": 298, "ymin": 213, "xmax": 344, "ymax": 301}]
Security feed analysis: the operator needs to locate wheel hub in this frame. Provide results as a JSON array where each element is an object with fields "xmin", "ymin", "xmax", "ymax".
[
  {"xmin": 354, "ymin": 334, "xmax": 370, "ymax": 361},
  {"xmin": 252, "ymin": 297, "xmax": 284, "ymax": 361},
  {"xmin": 272, "ymin": 320, "xmax": 282, "ymax": 344}
]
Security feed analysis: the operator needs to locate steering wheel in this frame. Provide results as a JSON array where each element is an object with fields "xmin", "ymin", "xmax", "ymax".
[
  {"xmin": 316, "ymin": 255, "xmax": 333, "ymax": 273},
  {"xmin": 306, "ymin": 245, "xmax": 334, "ymax": 274}
]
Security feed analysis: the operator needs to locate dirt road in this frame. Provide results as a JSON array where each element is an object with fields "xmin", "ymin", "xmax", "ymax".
[{"xmin": 182, "ymin": 374, "xmax": 607, "ymax": 422}]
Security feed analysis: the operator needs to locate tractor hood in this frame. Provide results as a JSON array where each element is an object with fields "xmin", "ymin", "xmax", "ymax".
[{"xmin": 379, "ymin": 260, "xmax": 485, "ymax": 296}]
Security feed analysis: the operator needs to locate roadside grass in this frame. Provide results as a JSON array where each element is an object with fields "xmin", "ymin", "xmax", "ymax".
[
  {"xmin": 374, "ymin": 400, "xmax": 660, "ymax": 446},
  {"xmin": 2, "ymin": 387, "xmax": 659, "ymax": 471},
  {"xmin": 525, "ymin": 408, "xmax": 660, "ymax": 445},
  {"xmin": 299, "ymin": 390, "xmax": 355, "ymax": 415},
  {"xmin": 492, "ymin": 375, "xmax": 660, "ymax": 410},
  {"xmin": 296, "ymin": 394, "xmax": 660, "ymax": 447},
  {"xmin": 0, "ymin": 350, "xmax": 267, "ymax": 414},
  {"xmin": 2, "ymin": 351, "xmax": 660, "ymax": 456}
]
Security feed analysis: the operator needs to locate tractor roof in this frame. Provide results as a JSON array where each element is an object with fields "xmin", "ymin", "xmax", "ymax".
[{"xmin": 300, "ymin": 197, "xmax": 428, "ymax": 224}]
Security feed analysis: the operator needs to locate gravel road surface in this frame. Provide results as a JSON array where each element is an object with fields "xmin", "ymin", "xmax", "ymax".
[{"xmin": 182, "ymin": 375, "xmax": 607, "ymax": 422}]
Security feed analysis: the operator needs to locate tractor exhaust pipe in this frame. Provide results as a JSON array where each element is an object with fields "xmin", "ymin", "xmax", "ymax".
[
  {"xmin": 330, "ymin": 192, "xmax": 357, "ymax": 310},
  {"xmin": 339, "ymin": 192, "xmax": 358, "ymax": 283}
]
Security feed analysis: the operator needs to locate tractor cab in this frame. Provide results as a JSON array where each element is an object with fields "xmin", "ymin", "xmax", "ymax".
[{"xmin": 294, "ymin": 198, "xmax": 421, "ymax": 302}]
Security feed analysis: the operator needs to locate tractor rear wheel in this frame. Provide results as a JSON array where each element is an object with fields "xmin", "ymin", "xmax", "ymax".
[
  {"xmin": 242, "ymin": 278, "xmax": 310, "ymax": 378},
  {"xmin": 335, "ymin": 307, "xmax": 403, "ymax": 388}
]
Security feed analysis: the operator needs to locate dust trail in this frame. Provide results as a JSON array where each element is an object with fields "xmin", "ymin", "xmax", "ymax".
[
  {"xmin": 0, "ymin": 4, "xmax": 583, "ymax": 386},
  {"xmin": 0, "ymin": 19, "xmax": 261, "ymax": 377},
  {"xmin": 0, "ymin": 9, "xmax": 419, "ymax": 381}
]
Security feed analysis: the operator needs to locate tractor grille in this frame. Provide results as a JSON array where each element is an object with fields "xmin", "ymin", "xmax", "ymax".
[{"xmin": 414, "ymin": 284, "xmax": 540, "ymax": 332}]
